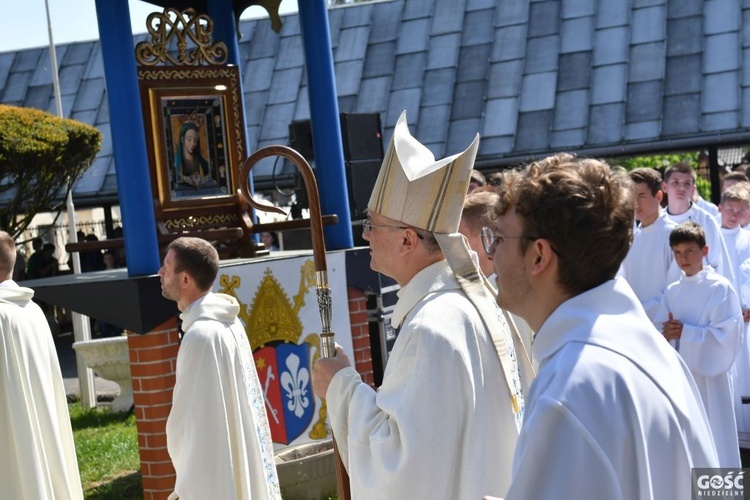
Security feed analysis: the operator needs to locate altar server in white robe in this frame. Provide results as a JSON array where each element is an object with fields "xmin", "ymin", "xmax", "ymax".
[
  {"xmin": 663, "ymin": 161, "xmax": 735, "ymax": 285},
  {"xmin": 618, "ymin": 167, "xmax": 680, "ymax": 321},
  {"xmin": 312, "ymin": 111, "xmax": 532, "ymax": 499},
  {"xmin": 0, "ymin": 231, "xmax": 84, "ymax": 500},
  {"xmin": 160, "ymin": 237, "xmax": 280, "ymax": 500},
  {"xmin": 486, "ymin": 155, "xmax": 718, "ymax": 500},
  {"xmin": 718, "ymin": 185, "xmax": 750, "ymax": 433},
  {"xmin": 653, "ymin": 221, "xmax": 742, "ymax": 467}
]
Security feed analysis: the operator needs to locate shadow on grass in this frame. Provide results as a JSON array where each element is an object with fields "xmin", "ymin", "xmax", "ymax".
[
  {"xmin": 70, "ymin": 405, "xmax": 135, "ymax": 431},
  {"xmin": 85, "ymin": 471, "xmax": 143, "ymax": 500}
]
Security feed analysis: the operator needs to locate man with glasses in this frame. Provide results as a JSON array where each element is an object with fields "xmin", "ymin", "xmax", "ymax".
[
  {"xmin": 485, "ymin": 154, "xmax": 718, "ymax": 499},
  {"xmin": 312, "ymin": 112, "xmax": 531, "ymax": 499}
]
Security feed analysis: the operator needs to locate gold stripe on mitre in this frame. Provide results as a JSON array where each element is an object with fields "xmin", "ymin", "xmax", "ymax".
[{"xmin": 368, "ymin": 111, "xmax": 479, "ymax": 234}]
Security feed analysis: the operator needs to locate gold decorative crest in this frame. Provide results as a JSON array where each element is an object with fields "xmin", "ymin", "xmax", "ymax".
[
  {"xmin": 219, "ymin": 260, "xmax": 329, "ymax": 440},
  {"xmin": 135, "ymin": 8, "xmax": 228, "ymax": 67}
]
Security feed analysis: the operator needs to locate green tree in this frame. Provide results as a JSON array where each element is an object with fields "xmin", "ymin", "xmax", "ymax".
[
  {"xmin": 0, "ymin": 105, "xmax": 102, "ymax": 238},
  {"xmin": 610, "ymin": 152, "xmax": 710, "ymax": 200}
]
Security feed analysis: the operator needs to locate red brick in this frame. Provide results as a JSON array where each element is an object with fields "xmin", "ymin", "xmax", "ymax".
[
  {"xmin": 145, "ymin": 433, "xmax": 168, "ymax": 449},
  {"xmin": 128, "ymin": 329, "xmax": 176, "ymax": 349},
  {"xmin": 350, "ymin": 325, "xmax": 367, "ymax": 338},
  {"xmin": 144, "ymin": 403, "xmax": 172, "ymax": 420},
  {"xmin": 139, "ymin": 374, "xmax": 176, "ymax": 392},
  {"xmin": 347, "ymin": 288, "xmax": 365, "ymax": 301},
  {"xmin": 349, "ymin": 311, "xmax": 368, "ymax": 326},
  {"xmin": 138, "ymin": 447, "xmax": 170, "ymax": 463},
  {"xmin": 133, "ymin": 389, "xmax": 173, "ymax": 407},
  {"xmin": 130, "ymin": 359, "xmax": 174, "ymax": 378},
  {"xmin": 136, "ymin": 346, "xmax": 179, "ymax": 364},
  {"xmin": 148, "ymin": 461, "xmax": 176, "ymax": 477},
  {"xmin": 353, "ymin": 335, "xmax": 371, "ymax": 351},
  {"xmin": 136, "ymin": 418, "xmax": 168, "ymax": 435},
  {"xmin": 138, "ymin": 433, "xmax": 147, "ymax": 448}
]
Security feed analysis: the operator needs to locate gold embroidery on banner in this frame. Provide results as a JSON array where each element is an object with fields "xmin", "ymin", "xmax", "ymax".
[{"xmin": 220, "ymin": 260, "xmax": 329, "ymax": 440}]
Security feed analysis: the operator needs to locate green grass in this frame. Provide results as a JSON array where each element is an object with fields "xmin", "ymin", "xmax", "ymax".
[{"xmin": 69, "ymin": 403, "xmax": 142, "ymax": 499}]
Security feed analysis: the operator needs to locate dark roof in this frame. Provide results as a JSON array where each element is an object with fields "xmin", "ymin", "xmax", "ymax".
[{"xmin": 2, "ymin": 0, "xmax": 750, "ymax": 207}]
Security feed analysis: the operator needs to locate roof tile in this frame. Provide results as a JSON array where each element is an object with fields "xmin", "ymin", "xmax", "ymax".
[
  {"xmin": 467, "ymin": 0, "xmax": 496, "ymax": 12},
  {"xmin": 58, "ymin": 64, "xmax": 85, "ymax": 96},
  {"xmin": 596, "ymin": 1, "xmax": 629, "ymax": 28},
  {"xmin": 626, "ymin": 81, "xmax": 664, "ymax": 122},
  {"xmin": 244, "ymin": 57, "xmax": 274, "ymax": 91},
  {"xmin": 479, "ymin": 135, "xmax": 515, "ymax": 155},
  {"xmin": 431, "ymin": 0, "xmax": 466, "ymax": 35},
  {"xmin": 451, "ymin": 80, "xmax": 487, "ymax": 119},
  {"xmin": 625, "ymin": 121, "xmax": 662, "ymax": 140},
  {"xmin": 519, "ymin": 72, "xmax": 557, "ymax": 112},
  {"xmin": 665, "ymin": 54, "xmax": 701, "ymax": 95},
  {"xmin": 525, "ymin": 36, "xmax": 560, "ymax": 74},
  {"xmin": 487, "ymin": 60, "xmax": 523, "ymax": 98},
  {"xmin": 591, "ymin": 64, "xmax": 627, "ymax": 104},
  {"xmin": 83, "ymin": 45, "xmax": 105, "ymax": 80},
  {"xmin": 364, "ymin": 42, "xmax": 397, "ymax": 78},
  {"xmin": 335, "ymin": 60, "xmax": 365, "ymax": 96},
  {"xmin": 0, "ymin": 53, "xmax": 14, "ymax": 90},
  {"xmin": 561, "ymin": 0, "xmax": 595, "ymax": 19},
  {"xmin": 456, "ymin": 44, "xmax": 491, "ymax": 82},
  {"xmin": 492, "ymin": 25, "xmax": 528, "ymax": 62},
  {"xmin": 386, "ymin": 88, "xmax": 422, "ymax": 125},
  {"xmin": 558, "ymin": 51, "xmax": 593, "ymax": 91},
  {"xmin": 560, "ymin": 16, "xmax": 594, "ymax": 53},
  {"xmin": 663, "ymin": 93, "xmax": 701, "ymax": 135},
  {"xmin": 402, "ymin": 0, "xmax": 435, "ymax": 20},
  {"xmin": 62, "ymin": 42, "xmax": 93, "ymax": 65},
  {"xmin": 369, "ymin": 1, "xmax": 404, "ymax": 43},
  {"xmin": 528, "ymin": 2, "xmax": 561, "ymax": 38},
  {"xmin": 259, "ymin": 102, "xmax": 296, "ymax": 141},
  {"xmin": 73, "ymin": 78, "xmax": 105, "ymax": 112},
  {"xmin": 703, "ymin": 111, "xmax": 739, "ymax": 131},
  {"xmin": 631, "ymin": 6, "xmax": 667, "ymax": 44},
  {"xmin": 427, "ymin": 33, "xmax": 461, "ymax": 69},
  {"xmin": 24, "ymin": 85, "xmax": 52, "ymax": 111},
  {"xmin": 703, "ymin": 72, "xmax": 740, "ymax": 113},
  {"xmin": 705, "ymin": 33, "xmax": 740, "ymax": 73},
  {"xmin": 342, "ymin": 2, "xmax": 374, "ymax": 28},
  {"xmin": 629, "ymin": 42, "xmax": 666, "ymax": 82},
  {"xmin": 356, "ymin": 77, "xmax": 391, "ymax": 113},
  {"xmin": 392, "ymin": 52, "xmax": 427, "ymax": 90},
  {"xmin": 446, "ymin": 117, "xmax": 481, "ymax": 155},
  {"xmin": 666, "ymin": 16, "xmax": 703, "ymax": 56},
  {"xmin": 2, "ymin": 71, "xmax": 31, "ymax": 102},
  {"xmin": 483, "ymin": 98, "xmax": 519, "ymax": 137},
  {"xmin": 705, "ymin": 0, "xmax": 740, "ymax": 34},
  {"xmin": 335, "ymin": 27, "xmax": 370, "ymax": 62},
  {"xmin": 417, "ymin": 104, "xmax": 451, "ymax": 143},
  {"xmin": 275, "ymin": 35, "xmax": 304, "ymax": 69},
  {"xmin": 423, "ymin": 68, "xmax": 456, "ymax": 105},
  {"xmin": 248, "ymin": 22, "xmax": 280, "ymax": 60},
  {"xmin": 593, "ymin": 27, "xmax": 629, "ymax": 66},
  {"xmin": 516, "ymin": 110, "xmax": 552, "ymax": 151},
  {"xmin": 551, "ymin": 128, "xmax": 586, "ymax": 148},
  {"xmin": 396, "ymin": 18, "xmax": 431, "ymax": 54},
  {"xmin": 293, "ymin": 86, "xmax": 309, "ymax": 121},
  {"xmin": 666, "ymin": 0, "xmax": 702, "ymax": 18},
  {"xmin": 742, "ymin": 88, "xmax": 750, "ymax": 127},
  {"xmin": 587, "ymin": 103, "xmax": 624, "ymax": 144},
  {"xmin": 462, "ymin": 8, "xmax": 496, "ymax": 46},
  {"xmin": 495, "ymin": 1, "xmax": 529, "ymax": 27},
  {"xmin": 268, "ymin": 67, "xmax": 304, "ymax": 104},
  {"xmin": 11, "ymin": 49, "xmax": 41, "ymax": 72},
  {"xmin": 553, "ymin": 90, "xmax": 589, "ymax": 130}
]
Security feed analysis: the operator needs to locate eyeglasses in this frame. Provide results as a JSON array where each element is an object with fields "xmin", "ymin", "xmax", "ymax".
[
  {"xmin": 362, "ymin": 219, "xmax": 424, "ymax": 239},
  {"xmin": 480, "ymin": 226, "xmax": 561, "ymax": 257}
]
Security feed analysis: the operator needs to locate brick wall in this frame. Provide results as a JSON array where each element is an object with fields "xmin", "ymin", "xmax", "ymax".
[
  {"xmin": 127, "ymin": 318, "xmax": 179, "ymax": 500},
  {"xmin": 347, "ymin": 286, "xmax": 375, "ymax": 388}
]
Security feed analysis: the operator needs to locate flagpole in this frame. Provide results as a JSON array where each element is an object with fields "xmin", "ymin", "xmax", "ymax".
[{"xmin": 44, "ymin": 0, "xmax": 96, "ymax": 409}]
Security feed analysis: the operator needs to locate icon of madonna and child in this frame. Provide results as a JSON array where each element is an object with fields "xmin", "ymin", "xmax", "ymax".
[{"xmin": 167, "ymin": 106, "xmax": 231, "ymax": 200}]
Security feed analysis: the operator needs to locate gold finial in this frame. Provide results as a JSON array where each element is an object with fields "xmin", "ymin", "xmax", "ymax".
[{"xmin": 135, "ymin": 8, "xmax": 228, "ymax": 67}]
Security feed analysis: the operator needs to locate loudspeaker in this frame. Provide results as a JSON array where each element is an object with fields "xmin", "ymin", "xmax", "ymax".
[{"xmin": 288, "ymin": 114, "xmax": 384, "ymax": 220}]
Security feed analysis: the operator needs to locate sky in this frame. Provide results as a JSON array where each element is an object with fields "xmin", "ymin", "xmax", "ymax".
[{"xmin": 2, "ymin": 0, "xmax": 299, "ymax": 53}]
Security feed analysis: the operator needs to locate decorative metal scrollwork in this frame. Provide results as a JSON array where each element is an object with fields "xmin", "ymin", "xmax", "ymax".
[{"xmin": 135, "ymin": 8, "xmax": 228, "ymax": 67}]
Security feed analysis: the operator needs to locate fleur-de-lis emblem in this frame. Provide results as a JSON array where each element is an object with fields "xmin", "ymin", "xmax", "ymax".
[{"xmin": 280, "ymin": 353, "xmax": 310, "ymax": 418}]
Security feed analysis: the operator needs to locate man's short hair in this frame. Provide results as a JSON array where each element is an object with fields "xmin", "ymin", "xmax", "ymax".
[
  {"xmin": 663, "ymin": 162, "xmax": 697, "ymax": 184},
  {"xmin": 628, "ymin": 167, "xmax": 662, "ymax": 196},
  {"xmin": 669, "ymin": 221, "xmax": 706, "ymax": 249},
  {"xmin": 722, "ymin": 171, "xmax": 750, "ymax": 188},
  {"xmin": 462, "ymin": 191, "xmax": 500, "ymax": 233},
  {"xmin": 0, "ymin": 231, "xmax": 16, "ymax": 277},
  {"xmin": 721, "ymin": 184, "xmax": 750, "ymax": 206},
  {"xmin": 167, "ymin": 237, "xmax": 219, "ymax": 292},
  {"xmin": 495, "ymin": 153, "xmax": 634, "ymax": 297}
]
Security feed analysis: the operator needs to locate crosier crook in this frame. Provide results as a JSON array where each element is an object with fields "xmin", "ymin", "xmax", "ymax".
[{"xmin": 238, "ymin": 145, "xmax": 350, "ymax": 500}]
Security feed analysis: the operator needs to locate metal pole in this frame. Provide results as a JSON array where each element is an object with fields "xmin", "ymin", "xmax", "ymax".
[{"xmin": 44, "ymin": 0, "xmax": 96, "ymax": 409}]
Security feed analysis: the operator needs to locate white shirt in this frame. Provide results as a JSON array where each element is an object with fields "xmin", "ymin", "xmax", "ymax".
[
  {"xmin": 506, "ymin": 278, "xmax": 718, "ymax": 500},
  {"xmin": 167, "ymin": 293, "xmax": 280, "ymax": 500},
  {"xmin": 0, "ymin": 280, "xmax": 84, "ymax": 500},
  {"xmin": 327, "ymin": 259, "xmax": 522, "ymax": 499},
  {"xmin": 653, "ymin": 268, "xmax": 742, "ymax": 467},
  {"xmin": 618, "ymin": 212, "xmax": 681, "ymax": 320}
]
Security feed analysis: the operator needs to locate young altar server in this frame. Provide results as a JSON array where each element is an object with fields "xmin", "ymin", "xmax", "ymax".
[
  {"xmin": 159, "ymin": 237, "xmax": 280, "ymax": 499},
  {"xmin": 312, "ymin": 111, "xmax": 532, "ymax": 499},
  {"xmin": 654, "ymin": 221, "xmax": 743, "ymax": 467},
  {"xmin": 487, "ymin": 155, "xmax": 718, "ymax": 499},
  {"xmin": 618, "ymin": 167, "xmax": 680, "ymax": 321}
]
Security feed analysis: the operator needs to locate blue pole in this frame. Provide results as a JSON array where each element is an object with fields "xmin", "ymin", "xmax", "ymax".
[
  {"xmin": 94, "ymin": 0, "xmax": 161, "ymax": 276},
  {"xmin": 297, "ymin": 0, "xmax": 353, "ymax": 249}
]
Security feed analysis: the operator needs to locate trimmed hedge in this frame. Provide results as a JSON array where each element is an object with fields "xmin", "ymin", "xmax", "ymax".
[{"xmin": 0, "ymin": 104, "xmax": 102, "ymax": 237}]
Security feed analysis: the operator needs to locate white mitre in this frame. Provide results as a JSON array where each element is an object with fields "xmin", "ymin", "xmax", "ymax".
[{"xmin": 368, "ymin": 111, "xmax": 478, "ymax": 234}]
